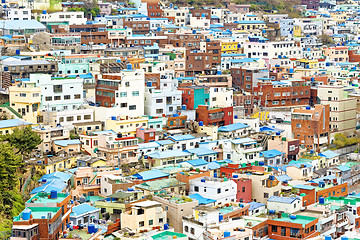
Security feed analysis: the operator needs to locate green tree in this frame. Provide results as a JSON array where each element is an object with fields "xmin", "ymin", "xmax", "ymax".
[
  {"xmin": 0, "ymin": 143, "xmax": 24, "ymax": 221},
  {"xmin": 319, "ymin": 34, "xmax": 334, "ymax": 45},
  {"xmin": 1, "ymin": 126, "xmax": 42, "ymax": 158}
]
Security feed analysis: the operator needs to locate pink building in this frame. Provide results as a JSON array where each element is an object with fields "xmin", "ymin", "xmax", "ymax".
[{"xmin": 232, "ymin": 177, "xmax": 252, "ymax": 203}]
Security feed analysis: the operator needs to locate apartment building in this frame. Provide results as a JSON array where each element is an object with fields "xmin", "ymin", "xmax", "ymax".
[
  {"xmin": 253, "ymin": 79, "xmax": 311, "ymax": 108},
  {"xmin": 4, "ymin": 60, "xmax": 58, "ymax": 79},
  {"xmin": 96, "ymin": 67, "xmax": 145, "ymax": 117},
  {"xmin": 291, "ymin": 105, "xmax": 330, "ymax": 150},
  {"xmin": 40, "ymin": 11, "xmax": 87, "ymax": 25},
  {"xmin": 243, "ymin": 41, "xmax": 302, "ymax": 59},
  {"xmin": 317, "ymin": 85, "xmax": 357, "ymax": 140},
  {"xmin": 9, "ymin": 82, "xmax": 41, "ymax": 123}
]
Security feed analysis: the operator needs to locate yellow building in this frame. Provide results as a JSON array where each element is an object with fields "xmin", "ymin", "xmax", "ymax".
[
  {"xmin": 0, "ymin": 119, "xmax": 33, "ymax": 135},
  {"xmin": 221, "ymin": 41, "xmax": 240, "ymax": 54},
  {"xmin": 293, "ymin": 25, "xmax": 301, "ymax": 38},
  {"xmin": 30, "ymin": 156, "xmax": 77, "ymax": 174},
  {"xmin": 106, "ymin": 116, "xmax": 148, "ymax": 136},
  {"xmin": 120, "ymin": 201, "xmax": 167, "ymax": 231},
  {"xmin": 9, "ymin": 82, "xmax": 41, "ymax": 123}
]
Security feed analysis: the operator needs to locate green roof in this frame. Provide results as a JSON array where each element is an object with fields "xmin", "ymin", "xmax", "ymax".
[
  {"xmin": 134, "ymin": 178, "xmax": 185, "ymax": 191},
  {"xmin": 345, "ymin": 162, "xmax": 359, "ymax": 168},
  {"xmin": 14, "ymin": 207, "xmax": 60, "ymax": 221},
  {"xmin": 27, "ymin": 192, "xmax": 69, "ymax": 205},
  {"xmin": 107, "ymin": 192, "xmax": 133, "ymax": 199},
  {"xmin": 272, "ymin": 213, "xmax": 317, "ymax": 227},
  {"xmin": 151, "ymin": 231, "xmax": 187, "ymax": 240}
]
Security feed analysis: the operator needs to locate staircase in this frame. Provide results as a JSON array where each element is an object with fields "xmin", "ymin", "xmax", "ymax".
[{"xmin": 0, "ymin": 103, "xmax": 22, "ymax": 119}]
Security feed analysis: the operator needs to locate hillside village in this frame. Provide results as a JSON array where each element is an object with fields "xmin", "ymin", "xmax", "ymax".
[{"xmin": 2, "ymin": 0, "xmax": 360, "ymax": 239}]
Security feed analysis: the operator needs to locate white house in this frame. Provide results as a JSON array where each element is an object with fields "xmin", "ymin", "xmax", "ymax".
[
  {"xmin": 5, "ymin": 8, "xmax": 32, "ymax": 20},
  {"xmin": 40, "ymin": 11, "xmax": 87, "ymax": 25},
  {"xmin": 189, "ymin": 177, "xmax": 237, "ymax": 204},
  {"xmin": 69, "ymin": 203, "xmax": 100, "ymax": 227},
  {"xmin": 267, "ymin": 196, "xmax": 301, "ymax": 214}
]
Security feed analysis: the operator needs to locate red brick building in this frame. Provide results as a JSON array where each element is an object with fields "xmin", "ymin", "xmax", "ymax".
[
  {"xmin": 142, "ymin": 0, "xmax": 163, "ymax": 18},
  {"xmin": 123, "ymin": 20, "xmax": 150, "ymax": 35},
  {"xmin": 291, "ymin": 104, "xmax": 330, "ymax": 150},
  {"xmin": 230, "ymin": 67, "xmax": 269, "ymax": 91},
  {"xmin": 185, "ymin": 40, "xmax": 221, "ymax": 77},
  {"xmin": 233, "ymin": 92, "xmax": 255, "ymax": 116},
  {"xmin": 253, "ymin": 79, "xmax": 311, "ymax": 108},
  {"xmin": 196, "ymin": 105, "xmax": 233, "ymax": 126},
  {"xmin": 70, "ymin": 23, "xmax": 110, "ymax": 45},
  {"xmin": 267, "ymin": 213, "xmax": 319, "ymax": 240}
]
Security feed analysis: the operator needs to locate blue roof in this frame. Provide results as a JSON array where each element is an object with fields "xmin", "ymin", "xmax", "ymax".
[
  {"xmin": 92, "ymin": 130, "xmax": 116, "ymax": 135},
  {"xmin": 286, "ymin": 161, "xmax": 313, "ymax": 169},
  {"xmin": 309, "ymin": 175, "xmax": 336, "ymax": 184},
  {"xmin": 132, "ymin": 169, "xmax": 169, "ymax": 181},
  {"xmin": 0, "ymin": 20, "xmax": 46, "ymax": 30},
  {"xmin": 30, "ymin": 179, "xmax": 67, "ymax": 195},
  {"xmin": 230, "ymin": 137, "xmax": 256, "ymax": 145},
  {"xmin": 260, "ymin": 149, "xmax": 283, "ymax": 158},
  {"xmin": 155, "ymin": 140, "xmax": 174, "ymax": 145},
  {"xmin": 234, "ymin": 20, "xmax": 265, "ymax": 24},
  {"xmin": 146, "ymin": 150, "xmax": 191, "ymax": 159},
  {"xmin": 0, "ymin": 119, "xmax": 32, "ymax": 129},
  {"xmin": 229, "ymin": 58, "xmax": 260, "ymax": 63},
  {"xmin": 185, "ymin": 159, "xmax": 208, "ymax": 167},
  {"xmin": 70, "ymin": 203, "xmax": 99, "ymax": 217},
  {"xmin": 275, "ymin": 175, "xmax": 292, "ymax": 182},
  {"xmin": 293, "ymin": 184, "xmax": 315, "ymax": 190},
  {"xmin": 38, "ymin": 172, "xmax": 72, "ymax": 182},
  {"xmin": 168, "ymin": 134, "xmax": 195, "ymax": 141},
  {"xmin": 138, "ymin": 142, "xmax": 160, "ymax": 149},
  {"xmin": 319, "ymin": 150, "xmax": 340, "ymax": 159},
  {"xmin": 218, "ymin": 123, "xmax": 249, "ymax": 132},
  {"xmin": 335, "ymin": 165, "xmax": 351, "ymax": 172},
  {"xmin": 248, "ymin": 202, "xmax": 265, "ymax": 211},
  {"xmin": 259, "ymin": 126, "xmax": 285, "ymax": 133},
  {"xmin": 185, "ymin": 148, "xmax": 217, "ymax": 156},
  {"xmin": 208, "ymin": 161, "xmax": 221, "ymax": 170},
  {"xmin": 267, "ymin": 196, "xmax": 299, "ymax": 204},
  {"xmin": 189, "ymin": 193, "xmax": 216, "ymax": 205},
  {"xmin": 68, "ymin": 73, "xmax": 93, "ymax": 79},
  {"xmin": 54, "ymin": 139, "xmax": 81, "ymax": 147}
]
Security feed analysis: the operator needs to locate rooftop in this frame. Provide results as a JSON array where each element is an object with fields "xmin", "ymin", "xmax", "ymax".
[{"xmin": 272, "ymin": 213, "xmax": 317, "ymax": 227}]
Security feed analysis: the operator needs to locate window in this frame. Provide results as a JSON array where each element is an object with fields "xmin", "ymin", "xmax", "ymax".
[
  {"xmin": 132, "ymin": 91, "xmax": 139, "ymax": 96},
  {"xmin": 217, "ymin": 188, "xmax": 221, "ymax": 194},
  {"xmin": 296, "ymin": 123, "xmax": 301, "ymax": 128},
  {"xmin": 190, "ymin": 228, "xmax": 195, "ymax": 234},
  {"xmin": 45, "ymin": 96, "xmax": 52, "ymax": 101},
  {"xmin": 54, "ymin": 96, "xmax": 61, "ymax": 100},
  {"xmin": 53, "ymin": 85, "xmax": 62, "ymax": 93},
  {"xmin": 149, "ymin": 220, "xmax": 153, "ymax": 225},
  {"xmin": 156, "ymin": 99, "xmax": 163, "ymax": 103},
  {"xmin": 194, "ymin": 186, "xmax": 199, "ymax": 192},
  {"xmin": 272, "ymin": 226, "xmax": 277, "ymax": 232},
  {"xmin": 74, "ymin": 94, "xmax": 81, "ymax": 99},
  {"xmin": 64, "ymin": 95, "xmax": 71, "ymax": 100},
  {"xmin": 185, "ymin": 226, "xmax": 189, "ymax": 232},
  {"xmin": 120, "ymin": 92, "xmax": 127, "ymax": 97},
  {"xmin": 129, "ymin": 105, "xmax": 136, "ymax": 110},
  {"xmin": 156, "ymin": 109, "xmax": 163, "ymax": 114},
  {"xmin": 139, "ymin": 221, "xmax": 144, "ymax": 227},
  {"xmin": 121, "ymin": 103, "xmax": 127, "ymax": 108},
  {"xmin": 67, "ymin": 116, "xmax": 74, "ymax": 122},
  {"xmin": 84, "ymin": 115, "xmax": 91, "ymax": 120},
  {"xmin": 19, "ymin": 93, "xmax": 26, "ymax": 97}
]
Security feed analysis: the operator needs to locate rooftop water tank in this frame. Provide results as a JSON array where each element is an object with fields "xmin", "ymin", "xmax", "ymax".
[
  {"xmin": 319, "ymin": 197, "xmax": 325, "ymax": 204},
  {"xmin": 127, "ymin": 64, "xmax": 132, "ymax": 70},
  {"xmin": 50, "ymin": 190, "xmax": 57, "ymax": 199},
  {"xmin": 22, "ymin": 209, "xmax": 31, "ymax": 220},
  {"xmin": 164, "ymin": 223, "xmax": 169, "ymax": 230},
  {"xmin": 224, "ymin": 231, "xmax": 230, "ymax": 238}
]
